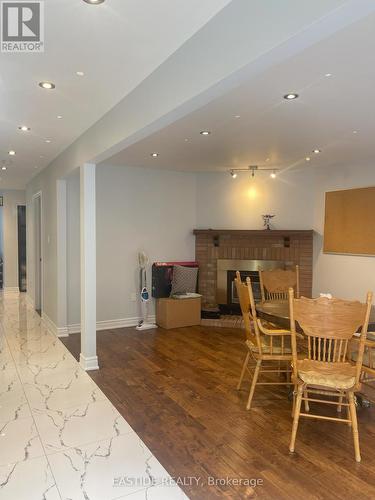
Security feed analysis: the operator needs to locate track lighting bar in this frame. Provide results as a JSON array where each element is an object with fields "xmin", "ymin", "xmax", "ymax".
[{"xmin": 229, "ymin": 165, "xmax": 279, "ymax": 178}]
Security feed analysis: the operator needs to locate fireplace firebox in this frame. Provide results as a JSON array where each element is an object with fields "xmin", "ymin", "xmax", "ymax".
[
  {"xmin": 217, "ymin": 259, "xmax": 291, "ymax": 314},
  {"xmin": 227, "ymin": 270, "xmax": 261, "ymax": 304}
]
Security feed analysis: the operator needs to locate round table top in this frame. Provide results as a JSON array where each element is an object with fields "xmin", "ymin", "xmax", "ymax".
[
  {"xmin": 256, "ymin": 300, "xmax": 289, "ymax": 319},
  {"xmin": 255, "ymin": 301, "xmax": 290, "ymax": 329},
  {"xmin": 256, "ymin": 300, "xmax": 375, "ymax": 332}
]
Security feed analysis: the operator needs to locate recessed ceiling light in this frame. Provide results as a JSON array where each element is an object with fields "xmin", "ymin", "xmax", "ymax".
[
  {"xmin": 34, "ymin": 166, "xmax": 38, "ymax": 169},
  {"xmin": 39, "ymin": 81, "xmax": 56, "ymax": 90},
  {"xmin": 83, "ymin": 0, "xmax": 105, "ymax": 4},
  {"xmin": 234, "ymin": 115, "xmax": 241, "ymax": 119},
  {"xmin": 57, "ymin": 115, "xmax": 63, "ymax": 119},
  {"xmin": 284, "ymin": 93, "xmax": 299, "ymax": 100},
  {"xmin": 200, "ymin": 131, "xmax": 211, "ymax": 135},
  {"xmin": 184, "ymin": 138, "xmax": 189, "ymax": 142},
  {"xmin": 8, "ymin": 150, "xmax": 16, "ymax": 156},
  {"xmin": 45, "ymin": 139, "xmax": 51, "ymax": 143},
  {"xmin": 151, "ymin": 152, "xmax": 159, "ymax": 157},
  {"xmin": 230, "ymin": 170, "xmax": 237, "ymax": 179},
  {"xmin": 1, "ymin": 166, "xmax": 7, "ymax": 171},
  {"xmin": 353, "ymin": 130, "xmax": 358, "ymax": 134},
  {"xmin": 305, "ymin": 157, "xmax": 311, "ymax": 161},
  {"xmin": 325, "ymin": 73, "xmax": 332, "ymax": 77},
  {"xmin": 76, "ymin": 71, "xmax": 85, "ymax": 77},
  {"xmin": 18, "ymin": 125, "xmax": 30, "ymax": 132},
  {"xmin": 270, "ymin": 171, "xmax": 276, "ymax": 179},
  {"xmin": 313, "ymin": 149, "xmax": 321, "ymax": 154}
]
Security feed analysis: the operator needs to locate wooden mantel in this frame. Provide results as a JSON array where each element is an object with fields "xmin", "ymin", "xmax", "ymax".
[{"xmin": 193, "ymin": 229, "xmax": 314, "ymax": 236}]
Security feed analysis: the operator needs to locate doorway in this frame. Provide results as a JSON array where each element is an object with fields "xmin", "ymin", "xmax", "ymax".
[
  {"xmin": 17, "ymin": 205, "xmax": 27, "ymax": 292},
  {"xmin": 33, "ymin": 193, "xmax": 42, "ymax": 315}
]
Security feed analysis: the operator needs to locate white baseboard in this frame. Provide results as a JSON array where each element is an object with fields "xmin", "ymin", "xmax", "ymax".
[
  {"xmin": 56, "ymin": 325, "xmax": 69, "ymax": 337},
  {"xmin": 80, "ymin": 354, "xmax": 99, "ymax": 371},
  {"xmin": 67, "ymin": 323, "xmax": 81, "ymax": 334},
  {"xmin": 67, "ymin": 315, "xmax": 156, "ymax": 334},
  {"xmin": 41, "ymin": 313, "xmax": 56, "ymax": 336},
  {"xmin": 43, "ymin": 313, "xmax": 156, "ymax": 337},
  {"xmin": 42, "ymin": 313, "xmax": 69, "ymax": 338},
  {"xmin": 4, "ymin": 287, "xmax": 19, "ymax": 294}
]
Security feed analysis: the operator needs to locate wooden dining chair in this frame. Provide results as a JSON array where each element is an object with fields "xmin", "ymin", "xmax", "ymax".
[
  {"xmin": 235, "ymin": 271, "xmax": 293, "ymax": 410},
  {"xmin": 259, "ymin": 265, "xmax": 299, "ymax": 302},
  {"xmin": 288, "ymin": 288, "xmax": 373, "ymax": 462},
  {"xmin": 349, "ymin": 333, "xmax": 375, "ymax": 404}
]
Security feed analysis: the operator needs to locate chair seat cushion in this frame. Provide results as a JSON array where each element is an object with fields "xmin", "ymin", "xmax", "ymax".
[
  {"xmin": 296, "ymin": 359, "xmax": 356, "ymax": 390},
  {"xmin": 246, "ymin": 337, "xmax": 292, "ymax": 355}
]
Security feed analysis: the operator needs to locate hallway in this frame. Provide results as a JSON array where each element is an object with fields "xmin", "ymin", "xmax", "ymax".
[{"xmin": 0, "ymin": 292, "xmax": 186, "ymax": 500}]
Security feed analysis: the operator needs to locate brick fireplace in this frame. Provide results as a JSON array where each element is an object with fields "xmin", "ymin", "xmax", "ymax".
[{"xmin": 193, "ymin": 229, "xmax": 313, "ymax": 309}]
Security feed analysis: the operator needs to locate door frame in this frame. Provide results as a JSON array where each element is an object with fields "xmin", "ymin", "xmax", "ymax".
[{"xmin": 32, "ymin": 191, "xmax": 43, "ymax": 313}]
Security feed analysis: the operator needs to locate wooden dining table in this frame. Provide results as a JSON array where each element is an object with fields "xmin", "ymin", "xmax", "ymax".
[{"xmin": 256, "ymin": 300, "xmax": 375, "ymax": 332}]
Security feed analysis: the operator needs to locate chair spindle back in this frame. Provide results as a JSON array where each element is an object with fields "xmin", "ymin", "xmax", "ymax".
[
  {"xmin": 288, "ymin": 288, "xmax": 373, "ymax": 385},
  {"xmin": 259, "ymin": 266, "xmax": 299, "ymax": 302}
]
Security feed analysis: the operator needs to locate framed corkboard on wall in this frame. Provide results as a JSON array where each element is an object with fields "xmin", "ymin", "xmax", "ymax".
[{"xmin": 324, "ymin": 186, "xmax": 375, "ymax": 255}]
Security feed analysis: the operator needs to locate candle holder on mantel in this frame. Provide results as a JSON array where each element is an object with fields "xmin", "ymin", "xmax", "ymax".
[{"xmin": 262, "ymin": 214, "xmax": 275, "ymax": 230}]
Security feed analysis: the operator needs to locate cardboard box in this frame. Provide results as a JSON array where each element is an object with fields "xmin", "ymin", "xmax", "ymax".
[{"xmin": 156, "ymin": 297, "xmax": 201, "ymax": 329}]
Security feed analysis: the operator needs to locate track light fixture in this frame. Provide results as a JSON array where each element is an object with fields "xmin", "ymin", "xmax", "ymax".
[{"xmin": 228, "ymin": 165, "xmax": 279, "ymax": 179}]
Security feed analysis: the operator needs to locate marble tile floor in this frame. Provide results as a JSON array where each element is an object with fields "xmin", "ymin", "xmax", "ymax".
[{"xmin": 0, "ymin": 293, "xmax": 187, "ymax": 500}]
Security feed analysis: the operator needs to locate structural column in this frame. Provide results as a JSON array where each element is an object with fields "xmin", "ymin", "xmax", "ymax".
[{"xmin": 80, "ymin": 163, "xmax": 99, "ymax": 371}]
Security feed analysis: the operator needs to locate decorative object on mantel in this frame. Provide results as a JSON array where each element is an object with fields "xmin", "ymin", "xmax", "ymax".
[{"xmin": 262, "ymin": 214, "xmax": 275, "ymax": 230}]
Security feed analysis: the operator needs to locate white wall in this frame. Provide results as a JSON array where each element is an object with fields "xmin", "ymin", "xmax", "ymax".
[
  {"xmin": 1, "ymin": 190, "xmax": 26, "ymax": 290},
  {"xmin": 96, "ymin": 165, "xmax": 197, "ymax": 322},
  {"xmin": 312, "ymin": 164, "xmax": 375, "ymax": 300},
  {"xmin": 196, "ymin": 169, "xmax": 315, "ymax": 230},
  {"xmin": 64, "ymin": 165, "xmax": 197, "ymax": 327}
]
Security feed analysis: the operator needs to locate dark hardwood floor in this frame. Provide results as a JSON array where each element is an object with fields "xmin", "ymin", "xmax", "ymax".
[{"xmin": 62, "ymin": 326, "xmax": 375, "ymax": 500}]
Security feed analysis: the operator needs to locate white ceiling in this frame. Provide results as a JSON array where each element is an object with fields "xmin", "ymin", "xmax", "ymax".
[
  {"xmin": 105, "ymin": 11, "xmax": 375, "ymax": 175},
  {"xmin": 0, "ymin": 0, "xmax": 231, "ymax": 189}
]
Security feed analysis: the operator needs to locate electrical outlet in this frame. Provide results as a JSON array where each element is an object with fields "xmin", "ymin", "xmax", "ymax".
[{"xmin": 130, "ymin": 292, "xmax": 137, "ymax": 302}]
